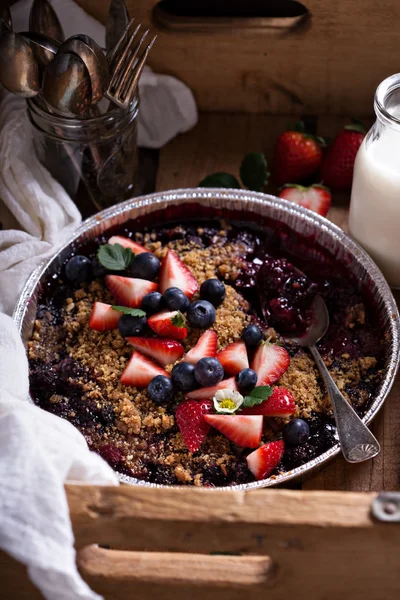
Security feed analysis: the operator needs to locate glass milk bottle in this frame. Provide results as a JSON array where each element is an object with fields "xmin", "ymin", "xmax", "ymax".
[{"xmin": 349, "ymin": 74, "xmax": 400, "ymax": 288}]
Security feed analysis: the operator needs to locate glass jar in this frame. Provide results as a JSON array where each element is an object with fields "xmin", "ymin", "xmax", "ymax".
[
  {"xmin": 349, "ymin": 73, "xmax": 400, "ymax": 288},
  {"xmin": 27, "ymin": 97, "xmax": 139, "ymax": 218}
]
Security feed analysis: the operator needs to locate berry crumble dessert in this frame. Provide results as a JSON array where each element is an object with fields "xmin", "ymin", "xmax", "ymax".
[{"xmin": 28, "ymin": 216, "xmax": 385, "ymax": 487}]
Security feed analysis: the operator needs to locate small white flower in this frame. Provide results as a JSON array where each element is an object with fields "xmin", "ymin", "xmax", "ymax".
[{"xmin": 213, "ymin": 389, "xmax": 244, "ymax": 414}]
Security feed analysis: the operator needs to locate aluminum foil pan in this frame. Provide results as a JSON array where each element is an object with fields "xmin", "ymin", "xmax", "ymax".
[{"xmin": 13, "ymin": 188, "xmax": 400, "ymax": 490}]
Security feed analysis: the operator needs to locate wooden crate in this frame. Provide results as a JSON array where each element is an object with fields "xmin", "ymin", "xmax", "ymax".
[
  {"xmin": 2, "ymin": 486, "xmax": 400, "ymax": 600},
  {"xmin": 77, "ymin": 0, "xmax": 400, "ymax": 115}
]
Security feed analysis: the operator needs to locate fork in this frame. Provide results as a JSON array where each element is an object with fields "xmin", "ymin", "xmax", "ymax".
[{"xmin": 105, "ymin": 18, "xmax": 157, "ymax": 110}]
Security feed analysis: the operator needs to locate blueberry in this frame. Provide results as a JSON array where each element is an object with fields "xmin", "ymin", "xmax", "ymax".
[
  {"xmin": 194, "ymin": 357, "xmax": 224, "ymax": 387},
  {"xmin": 65, "ymin": 255, "xmax": 92, "ymax": 285},
  {"xmin": 241, "ymin": 324, "xmax": 263, "ymax": 347},
  {"xmin": 148, "ymin": 375, "xmax": 174, "ymax": 404},
  {"xmin": 141, "ymin": 291, "xmax": 164, "ymax": 314},
  {"xmin": 187, "ymin": 300, "xmax": 216, "ymax": 329},
  {"xmin": 200, "ymin": 278, "xmax": 226, "ymax": 307},
  {"xmin": 236, "ymin": 368, "xmax": 258, "ymax": 395},
  {"xmin": 118, "ymin": 314, "xmax": 147, "ymax": 336},
  {"xmin": 130, "ymin": 252, "xmax": 160, "ymax": 280},
  {"xmin": 171, "ymin": 362, "xmax": 197, "ymax": 392},
  {"xmin": 91, "ymin": 256, "xmax": 107, "ymax": 278},
  {"xmin": 163, "ymin": 287, "xmax": 190, "ymax": 312},
  {"xmin": 283, "ymin": 419, "xmax": 310, "ymax": 446}
]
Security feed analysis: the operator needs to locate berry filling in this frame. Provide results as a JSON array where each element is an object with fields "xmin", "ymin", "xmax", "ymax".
[{"xmin": 28, "ymin": 218, "xmax": 385, "ymax": 487}]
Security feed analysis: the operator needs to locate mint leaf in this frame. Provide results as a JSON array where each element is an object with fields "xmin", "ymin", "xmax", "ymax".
[
  {"xmin": 97, "ymin": 243, "xmax": 133, "ymax": 271},
  {"xmin": 111, "ymin": 306, "xmax": 146, "ymax": 317},
  {"xmin": 199, "ymin": 173, "xmax": 241, "ymax": 189},
  {"xmin": 240, "ymin": 152, "xmax": 269, "ymax": 192},
  {"xmin": 171, "ymin": 311, "xmax": 186, "ymax": 327},
  {"xmin": 243, "ymin": 385, "xmax": 273, "ymax": 408}
]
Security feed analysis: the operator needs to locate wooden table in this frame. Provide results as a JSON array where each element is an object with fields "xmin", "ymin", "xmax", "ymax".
[{"xmin": 154, "ymin": 112, "xmax": 400, "ymax": 493}]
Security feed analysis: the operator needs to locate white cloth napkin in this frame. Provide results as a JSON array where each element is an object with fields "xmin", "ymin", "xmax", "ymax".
[
  {"xmin": 0, "ymin": 313, "xmax": 118, "ymax": 600},
  {"xmin": 0, "ymin": 1, "xmax": 197, "ymax": 599}
]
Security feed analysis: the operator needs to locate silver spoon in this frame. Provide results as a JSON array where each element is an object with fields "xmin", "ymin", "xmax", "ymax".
[
  {"xmin": 19, "ymin": 31, "xmax": 60, "ymax": 56},
  {"xmin": 286, "ymin": 293, "xmax": 381, "ymax": 463},
  {"xmin": 0, "ymin": 31, "xmax": 40, "ymax": 97},
  {"xmin": 29, "ymin": 0, "xmax": 64, "ymax": 66},
  {"xmin": 42, "ymin": 51, "xmax": 92, "ymax": 117},
  {"xmin": 57, "ymin": 34, "xmax": 109, "ymax": 105}
]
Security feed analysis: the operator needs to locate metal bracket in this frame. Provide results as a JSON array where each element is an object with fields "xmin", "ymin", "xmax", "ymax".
[{"xmin": 371, "ymin": 492, "xmax": 400, "ymax": 522}]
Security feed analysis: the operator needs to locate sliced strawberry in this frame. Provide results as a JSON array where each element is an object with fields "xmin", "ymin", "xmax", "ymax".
[
  {"xmin": 88, "ymin": 302, "xmax": 122, "ymax": 331},
  {"xmin": 159, "ymin": 249, "xmax": 199, "ymax": 298},
  {"xmin": 185, "ymin": 377, "xmax": 238, "ymax": 401},
  {"xmin": 148, "ymin": 310, "xmax": 187, "ymax": 340},
  {"xmin": 175, "ymin": 400, "xmax": 213, "ymax": 452},
  {"xmin": 251, "ymin": 342, "xmax": 290, "ymax": 386},
  {"xmin": 217, "ymin": 341, "xmax": 249, "ymax": 375},
  {"xmin": 204, "ymin": 414, "xmax": 263, "ymax": 449},
  {"xmin": 105, "ymin": 275, "xmax": 158, "ymax": 308},
  {"xmin": 278, "ymin": 184, "xmax": 331, "ymax": 218},
  {"xmin": 126, "ymin": 337, "xmax": 184, "ymax": 366},
  {"xmin": 120, "ymin": 350, "xmax": 169, "ymax": 387},
  {"xmin": 246, "ymin": 440, "xmax": 285, "ymax": 480},
  {"xmin": 184, "ymin": 330, "xmax": 218, "ymax": 365},
  {"xmin": 241, "ymin": 387, "xmax": 296, "ymax": 417},
  {"xmin": 108, "ymin": 235, "xmax": 149, "ymax": 255}
]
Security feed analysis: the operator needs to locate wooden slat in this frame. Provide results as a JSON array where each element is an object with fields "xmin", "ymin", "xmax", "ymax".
[
  {"xmin": 4, "ymin": 486, "xmax": 400, "ymax": 600},
  {"xmin": 156, "ymin": 113, "xmax": 289, "ymax": 192},
  {"xmin": 77, "ymin": 0, "xmax": 395, "ymax": 115},
  {"xmin": 71, "ymin": 486, "xmax": 400, "ymax": 600},
  {"xmin": 77, "ymin": 546, "xmax": 273, "ymax": 600}
]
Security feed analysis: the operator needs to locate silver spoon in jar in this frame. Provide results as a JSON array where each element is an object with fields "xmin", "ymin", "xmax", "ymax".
[
  {"xmin": 0, "ymin": 31, "xmax": 41, "ymax": 97},
  {"xmin": 29, "ymin": 0, "xmax": 65, "ymax": 66},
  {"xmin": 41, "ymin": 51, "xmax": 92, "ymax": 117},
  {"xmin": 57, "ymin": 34, "xmax": 109, "ymax": 105},
  {"xmin": 284, "ymin": 292, "xmax": 380, "ymax": 463},
  {"xmin": 19, "ymin": 31, "xmax": 61, "ymax": 57}
]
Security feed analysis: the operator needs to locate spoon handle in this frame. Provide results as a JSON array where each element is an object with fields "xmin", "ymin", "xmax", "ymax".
[{"xmin": 309, "ymin": 344, "xmax": 381, "ymax": 463}]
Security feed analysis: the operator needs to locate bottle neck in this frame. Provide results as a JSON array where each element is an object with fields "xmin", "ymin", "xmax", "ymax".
[{"xmin": 374, "ymin": 74, "xmax": 400, "ymax": 131}]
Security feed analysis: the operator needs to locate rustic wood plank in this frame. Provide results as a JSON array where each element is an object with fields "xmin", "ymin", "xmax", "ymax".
[
  {"xmin": 5, "ymin": 486, "xmax": 400, "ymax": 600},
  {"xmin": 68, "ymin": 486, "xmax": 400, "ymax": 600},
  {"xmin": 77, "ymin": 0, "xmax": 392, "ymax": 115},
  {"xmin": 156, "ymin": 113, "xmax": 289, "ymax": 191},
  {"xmin": 0, "ymin": 551, "xmax": 44, "ymax": 600},
  {"xmin": 77, "ymin": 546, "xmax": 272, "ymax": 600}
]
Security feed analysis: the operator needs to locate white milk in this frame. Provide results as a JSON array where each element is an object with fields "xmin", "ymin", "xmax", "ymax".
[{"xmin": 349, "ymin": 77, "xmax": 400, "ymax": 288}]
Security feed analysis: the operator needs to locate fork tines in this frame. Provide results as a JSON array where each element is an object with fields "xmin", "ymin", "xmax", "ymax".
[{"xmin": 106, "ymin": 20, "xmax": 157, "ymax": 110}]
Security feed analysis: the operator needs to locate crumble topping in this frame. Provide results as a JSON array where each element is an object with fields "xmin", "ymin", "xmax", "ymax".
[{"xmin": 28, "ymin": 222, "xmax": 385, "ymax": 487}]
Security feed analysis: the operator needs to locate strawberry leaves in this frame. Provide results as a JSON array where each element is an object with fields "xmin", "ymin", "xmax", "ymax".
[
  {"xmin": 240, "ymin": 152, "xmax": 270, "ymax": 192},
  {"xmin": 171, "ymin": 311, "xmax": 186, "ymax": 327},
  {"xmin": 199, "ymin": 152, "xmax": 269, "ymax": 192},
  {"xmin": 111, "ymin": 306, "xmax": 146, "ymax": 317},
  {"xmin": 98, "ymin": 243, "xmax": 133, "ymax": 271},
  {"xmin": 243, "ymin": 385, "xmax": 273, "ymax": 407},
  {"xmin": 199, "ymin": 173, "xmax": 241, "ymax": 189}
]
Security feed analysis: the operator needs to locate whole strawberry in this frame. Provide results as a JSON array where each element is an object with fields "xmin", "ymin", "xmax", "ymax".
[
  {"xmin": 274, "ymin": 123, "xmax": 324, "ymax": 186},
  {"xmin": 321, "ymin": 123, "xmax": 365, "ymax": 190}
]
